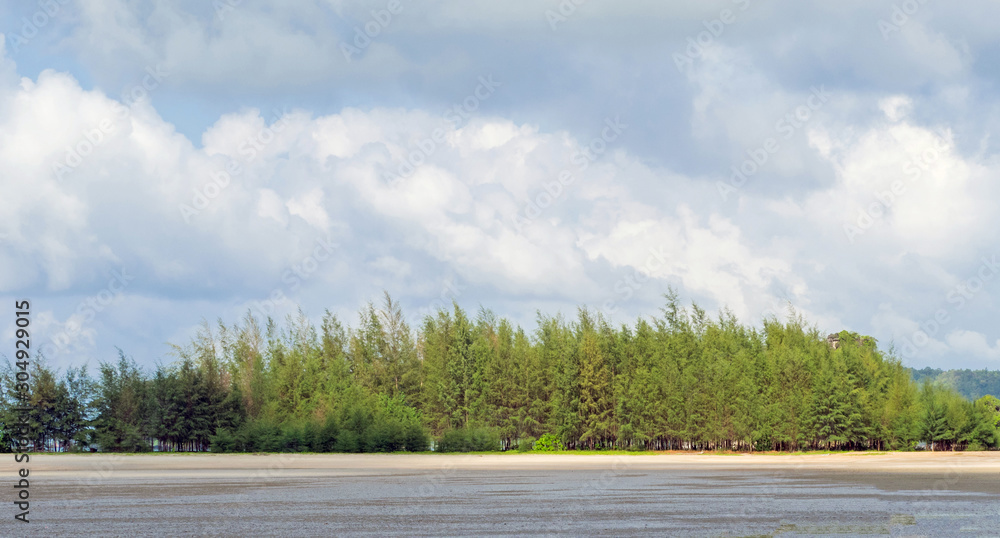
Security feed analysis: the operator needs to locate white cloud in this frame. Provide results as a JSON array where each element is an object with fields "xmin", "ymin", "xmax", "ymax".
[
  {"xmin": 286, "ymin": 188, "xmax": 331, "ymax": 230},
  {"xmin": 0, "ymin": 46, "xmax": 811, "ymax": 321},
  {"xmin": 257, "ymin": 188, "xmax": 288, "ymax": 226},
  {"xmin": 5, "ymin": 3, "xmax": 1000, "ymax": 371},
  {"xmin": 879, "ymin": 95, "xmax": 913, "ymax": 122},
  {"xmin": 946, "ymin": 330, "xmax": 1000, "ymax": 361},
  {"xmin": 805, "ymin": 118, "xmax": 993, "ymax": 258},
  {"xmin": 369, "ymin": 256, "xmax": 411, "ymax": 279}
]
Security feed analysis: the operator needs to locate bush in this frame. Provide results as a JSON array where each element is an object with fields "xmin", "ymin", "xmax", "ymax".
[
  {"xmin": 364, "ymin": 422, "xmax": 404, "ymax": 452},
  {"xmin": 281, "ymin": 424, "xmax": 305, "ymax": 452},
  {"xmin": 334, "ymin": 430, "xmax": 360, "ymax": 453},
  {"xmin": 336, "ymin": 392, "xmax": 430, "ymax": 452},
  {"xmin": 752, "ymin": 432, "xmax": 772, "ymax": 452},
  {"xmin": 209, "ymin": 428, "xmax": 237, "ymax": 453},
  {"xmin": 201, "ymin": 392, "xmax": 430, "ymax": 454},
  {"xmin": 436, "ymin": 427, "xmax": 501, "ymax": 452},
  {"xmin": 515, "ymin": 436, "xmax": 535, "ymax": 453},
  {"xmin": 120, "ymin": 425, "xmax": 150, "ymax": 452},
  {"xmin": 436, "ymin": 429, "xmax": 469, "ymax": 452},
  {"xmin": 242, "ymin": 421, "xmax": 282, "ymax": 452},
  {"xmin": 469, "ymin": 427, "xmax": 501, "ymax": 451},
  {"xmin": 302, "ymin": 421, "xmax": 317, "ymax": 451},
  {"xmin": 403, "ymin": 423, "xmax": 431, "ymax": 452},
  {"xmin": 315, "ymin": 415, "xmax": 339, "ymax": 452},
  {"xmin": 533, "ymin": 433, "xmax": 564, "ymax": 452}
]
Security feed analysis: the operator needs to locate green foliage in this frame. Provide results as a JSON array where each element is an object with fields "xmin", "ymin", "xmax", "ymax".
[
  {"xmin": 436, "ymin": 427, "xmax": 501, "ymax": 452},
  {"xmin": 281, "ymin": 424, "xmax": 306, "ymax": 452},
  {"xmin": 209, "ymin": 428, "xmax": 237, "ymax": 453},
  {"xmin": 515, "ymin": 436, "xmax": 536, "ymax": 452},
  {"xmin": 966, "ymin": 395, "xmax": 999, "ymax": 449},
  {"xmin": 4, "ymin": 290, "xmax": 998, "ymax": 454},
  {"xmin": 206, "ymin": 392, "xmax": 430, "ymax": 453},
  {"xmin": 315, "ymin": 415, "xmax": 340, "ymax": 452},
  {"xmin": 975, "ymin": 395, "xmax": 1000, "ymax": 428},
  {"xmin": 534, "ymin": 433, "xmax": 564, "ymax": 452},
  {"xmin": 910, "ymin": 368, "xmax": 1000, "ymax": 401}
]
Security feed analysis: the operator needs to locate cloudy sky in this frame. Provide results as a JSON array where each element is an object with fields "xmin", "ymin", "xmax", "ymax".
[{"xmin": 1, "ymin": 0, "xmax": 999, "ymax": 372}]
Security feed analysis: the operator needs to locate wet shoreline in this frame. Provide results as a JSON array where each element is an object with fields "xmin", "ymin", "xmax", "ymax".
[{"xmin": 11, "ymin": 453, "xmax": 1000, "ymax": 536}]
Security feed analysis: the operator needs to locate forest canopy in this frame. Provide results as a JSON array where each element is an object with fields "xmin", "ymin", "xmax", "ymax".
[
  {"xmin": 2, "ymin": 291, "xmax": 998, "ymax": 453},
  {"xmin": 909, "ymin": 367, "xmax": 1000, "ymax": 402}
]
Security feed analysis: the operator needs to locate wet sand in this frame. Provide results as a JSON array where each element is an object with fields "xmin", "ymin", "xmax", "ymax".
[{"xmin": 7, "ymin": 452, "xmax": 1000, "ymax": 536}]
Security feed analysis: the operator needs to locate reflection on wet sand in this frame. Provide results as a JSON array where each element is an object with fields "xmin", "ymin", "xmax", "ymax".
[{"xmin": 16, "ymin": 452, "xmax": 1000, "ymax": 536}]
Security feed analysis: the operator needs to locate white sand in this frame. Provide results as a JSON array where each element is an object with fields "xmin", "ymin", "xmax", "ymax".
[{"xmin": 7, "ymin": 451, "xmax": 999, "ymax": 479}]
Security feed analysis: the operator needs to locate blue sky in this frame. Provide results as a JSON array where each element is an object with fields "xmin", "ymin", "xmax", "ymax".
[{"xmin": 2, "ymin": 0, "xmax": 999, "ymax": 373}]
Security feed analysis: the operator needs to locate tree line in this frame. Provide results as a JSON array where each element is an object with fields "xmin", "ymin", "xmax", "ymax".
[
  {"xmin": 909, "ymin": 367, "xmax": 1000, "ymax": 402},
  {"xmin": 2, "ymin": 292, "xmax": 998, "ymax": 453}
]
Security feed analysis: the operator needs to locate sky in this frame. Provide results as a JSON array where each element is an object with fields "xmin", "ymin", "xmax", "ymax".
[{"xmin": 1, "ymin": 0, "xmax": 999, "ymax": 373}]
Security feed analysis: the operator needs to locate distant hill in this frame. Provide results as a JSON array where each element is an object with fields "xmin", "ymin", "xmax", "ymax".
[{"xmin": 908, "ymin": 367, "xmax": 1000, "ymax": 401}]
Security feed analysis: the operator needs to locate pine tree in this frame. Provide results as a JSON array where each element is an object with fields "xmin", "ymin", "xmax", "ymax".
[
  {"xmin": 577, "ymin": 310, "xmax": 613, "ymax": 449},
  {"xmin": 11, "ymin": 290, "xmax": 988, "ymax": 455}
]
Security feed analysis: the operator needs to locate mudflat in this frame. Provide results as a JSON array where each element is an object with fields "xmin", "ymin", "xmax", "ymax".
[{"xmin": 9, "ymin": 452, "xmax": 1000, "ymax": 536}]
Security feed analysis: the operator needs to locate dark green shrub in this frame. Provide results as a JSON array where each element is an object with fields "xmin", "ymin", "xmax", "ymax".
[
  {"xmin": 515, "ymin": 436, "xmax": 536, "ymax": 453},
  {"xmin": 281, "ymin": 424, "xmax": 305, "ymax": 452},
  {"xmin": 436, "ymin": 427, "xmax": 501, "ymax": 452},
  {"xmin": 334, "ymin": 430, "xmax": 360, "ymax": 453},
  {"xmin": 302, "ymin": 421, "xmax": 317, "ymax": 452},
  {"xmin": 469, "ymin": 427, "xmax": 500, "ymax": 451},
  {"xmin": 209, "ymin": 428, "xmax": 237, "ymax": 453},
  {"xmin": 437, "ymin": 428, "xmax": 470, "ymax": 452},
  {"xmin": 403, "ymin": 423, "xmax": 430, "ymax": 452},
  {"xmin": 315, "ymin": 415, "xmax": 339, "ymax": 452},
  {"xmin": 244, "ymin": 423, "xmax": 276, "ymax": 452},
  {"xmin": 364, "ymin": 421, "xmax": 405, "ymax": 452}
]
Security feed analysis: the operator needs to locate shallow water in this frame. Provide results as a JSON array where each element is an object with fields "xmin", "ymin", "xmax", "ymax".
[{"xmin": 18, "ymin": 455, "xmax": 1000, "ymax": 536}]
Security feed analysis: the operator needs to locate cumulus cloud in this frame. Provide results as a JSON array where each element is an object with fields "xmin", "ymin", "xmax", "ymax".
[
  {"xmin": 0, "ymin": 45, "xmax": 809, "ymax": 367},
  {"xmin": 3, "ymin": 1, "xmax": 1000, "ymax": 371},
  {"xmin": 947, "ymin": 330, "xmax": 1000, "ymax": 361}
]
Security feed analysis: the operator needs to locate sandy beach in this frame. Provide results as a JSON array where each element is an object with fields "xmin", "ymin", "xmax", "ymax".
[
  {"xmin": 8, "ymin": 452, "xmax": 1000, "ymax": 536},
  {"xmin": 12, "ymin": 450, "xmax": 1000, "ymax": 477}
]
